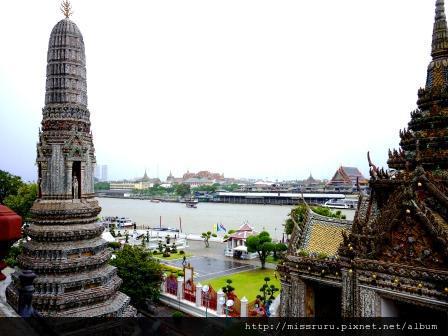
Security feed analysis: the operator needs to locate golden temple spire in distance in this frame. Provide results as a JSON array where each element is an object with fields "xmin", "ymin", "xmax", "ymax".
[
  {"xmin": 432, "ymin": 0, "xmax": 448, "ymax": 59},
  {"xmin": 60, "ymin": 0, "xmax": 73, "ymax": 19}
]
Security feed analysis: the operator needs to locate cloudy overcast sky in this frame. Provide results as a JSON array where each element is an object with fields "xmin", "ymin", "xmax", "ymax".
[{"xmin": 0, "ymin": 0, "xmax": 436, "ymax": 182}]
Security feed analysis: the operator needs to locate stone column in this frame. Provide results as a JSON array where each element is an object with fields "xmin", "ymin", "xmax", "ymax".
[
  {"xmin": 66, "ymin": 162, "xmax": 73, "ymax": 198},
  {"xmin": 195, "ymin": 283, "xmax": 202, "ymax": 307},
  {"xmin": 177, "ymin": 277, "xmax": 183, "ymax": 301},
  {"xmin": 288, "ymin": 276, "xmax": 306, "ymax": 317},
  {"xmin": 18, "ymin": 270, "xmax": 37, "ymax": 317},
  {"xmin": 359, "ymin": 287, "xmax": 380, "ymax": 317},
  {"xmin": 240, "ymin": 296, "xmax": 248, "ymax": 317},
  {"xmin": 341, "ymin": 269, "xmax": 354, "ymax": 317},
  {"xmin": 279, "ymin": 281, "xmax": 290, "ymax": 317},
  {"xmin": 160, "ymin": 276, "xmax": 166, "ymax": 293},
  {"xmin": 217, "ymin": 289, "xmax": 225, "ymax": 316}
]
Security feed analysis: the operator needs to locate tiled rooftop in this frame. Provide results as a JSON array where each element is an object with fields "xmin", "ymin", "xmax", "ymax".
[{"xmin": 304, "ymin": 223, "xmax": 348, "ymax": 256}]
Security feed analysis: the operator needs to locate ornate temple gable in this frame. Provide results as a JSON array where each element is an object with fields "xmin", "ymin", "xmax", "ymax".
[
  {"xmin": 287, "ymin": 206, "xmax": 352, "ymax": 257},
  {"xmin": 36, "ymin": 130, "xmax": 49, "ymax": 162},
  {"xmin": 301, "ymin": 211, "xmax": 352, "ymax": 257},
  {"xmin": 345, "ymin": 168, "xmax": 448, "ymax": 270},
  {"xmin": 328, "ymin": 167, "xmax": 351, "ymax": 185},
  {"xmin": 280, "ymin": 1, "xmax": 448, "ymax": 318},
  {"xmin": 286, "ymin": 207, "xmax": 309, "ymax": 254},
  {"xmin": 63, "ymin": 127, "xmax": 87, "ymax": 160}
]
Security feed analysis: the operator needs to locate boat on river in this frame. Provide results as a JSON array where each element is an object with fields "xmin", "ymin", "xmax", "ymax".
[
  {"xmin": 150, "ymin": 227, "xmax": 179, "ymax": 232},
  {"xmin": 323, "ymin": 199, "xmax": 357, "ymax": 209}
]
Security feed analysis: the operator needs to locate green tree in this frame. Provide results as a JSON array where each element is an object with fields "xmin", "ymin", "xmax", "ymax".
[
  {"xmin": 0, "ymin": 170, "xmax": 24, "ymax": 204},
  {"xmin": 258, "ymin": 277, "xmax": 279, "ymax": 306},
  {"xmin": 94, "ymin": 182, "xmax": 110, "ymax": 191},
  {"xmin": 272, "ymin": 243, "xmax": 288, "ymax": 260},
  {"xmin": 4, "ymin": 241, "xmax": 24, "ymax": 267},
  {"xmin": 108, "ymin": 242, "xmax": 121, "ymax": 250},
  {"xmin": 109, "ymin": 245, "xmax": 163, "ymax": 308},
  {"xmin": 174, "ymin": 184, "xmax": 191, "ymax": 197},
  {"xmin": 4, "ymin": 183, "xmax": 37, "ymax": 220},
  {"xmin": 222, "ymin": 279, "xmax": 235, "ymax": 299},
  {"xmin": 312, "ymin": 206, "xmax": 346, "ymax": 219},
  {"xmin": 246, "ymin": 231, "xmax": 275, "ymax": 269},
  {"xmin": 191, "ymin": 184, "xmax": 217, "ymax": 193},
  {"xmin": 201, "ymin": 231, "xmax": 217, "ymax": 248},
  {"xmin": 284, "ymin": 204, "xmax": 307, "ymax": 235},
  {"xmin": 109, "ymin": 224, "xmax": 116, "ymax": 237},
  {"xmin": 222, "ymin": 184, "xmax": 239, "ymax": 192}
]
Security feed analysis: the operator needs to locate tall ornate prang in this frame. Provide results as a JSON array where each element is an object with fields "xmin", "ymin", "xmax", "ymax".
[
  {"xmin": 5, "ymin": 5, "xmax": 136, "ymax": 317},
  {"xmin": 279, "ymin": 1, "xmax": 448, "ymax": 318}
]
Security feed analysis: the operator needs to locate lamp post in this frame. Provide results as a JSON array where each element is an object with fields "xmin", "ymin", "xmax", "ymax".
[
  {"xmin": 218, "ymin": 297, "xmax": 234, "ymax": 318},
  {"xmin": 202, "ymin": 285, "xmax": 210, "ymax": 317}
]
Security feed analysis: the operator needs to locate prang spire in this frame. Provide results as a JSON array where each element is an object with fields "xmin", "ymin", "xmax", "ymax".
[{"xmin": 432, "ymin": 0, "xmax": 448, "ymax": 59}]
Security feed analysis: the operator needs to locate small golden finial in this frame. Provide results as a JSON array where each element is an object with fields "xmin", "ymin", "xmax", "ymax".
[{"xmin": 60, "ymin": 0, "xmax": 73, "ymax": 19}]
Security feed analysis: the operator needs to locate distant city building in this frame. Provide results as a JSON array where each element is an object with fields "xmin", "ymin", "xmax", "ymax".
[
  {"xmin": 182, "ymin": 177, "xmax": 215, "ymax": 187},
  {"xmin": 94, "ymin": 165, "xmax": 100, "ymax": 181},
  {"xmin": 109, "ymin": 170, "xmax": 160, "ymax": 190},
  {"xmin": 166, "ymin": 171, "xmax": 175, "ymax": 183},
  {"xmin": 109, "ymin": 181, "xmax": 136, "ymax": 190},
  {"xmin": 94, "ymin": 164, "xmax": 108, "ymax": 181},
  {"xmin": 182, "ymin": 170, "xmax": 224, "ymax": 181},
  {"xmin": 165, "ymin": 170, "xmax": 227, "ymax": 186},
  {"xmin": 326, "ymin": 166, "xmax": 368, "ymax": 192},
  {"xmin": 304, "ymin": 173, "xmax": 320, "ymax": 186},
  {"xmin": 101, "ymin": 165, "xmax": 108, "ymax": 181}
]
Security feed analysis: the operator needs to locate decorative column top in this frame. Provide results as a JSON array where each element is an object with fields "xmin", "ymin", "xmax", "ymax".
[
  {"xmin": 432, "ymin": 0, "xmax": 448, "ymax": 59},
  {"xmin": 61, "ymin": 0, "xmax": 73, "ymax": 19}
]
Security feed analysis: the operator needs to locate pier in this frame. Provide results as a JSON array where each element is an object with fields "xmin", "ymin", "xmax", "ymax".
[{"xmin": 213, "ymin": 192, "xmax": 346, "ymax": 206}]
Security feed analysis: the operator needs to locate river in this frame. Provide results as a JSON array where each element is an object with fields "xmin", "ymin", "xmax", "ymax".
[{"xmin": 98, "ymin": 198, "xmax": 356, "ymax": 241}]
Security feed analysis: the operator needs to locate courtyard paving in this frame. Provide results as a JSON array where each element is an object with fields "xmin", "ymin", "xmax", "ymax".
[{"xmin": 159, "ymin": 239, "xmax": 276, "ymax": 281}]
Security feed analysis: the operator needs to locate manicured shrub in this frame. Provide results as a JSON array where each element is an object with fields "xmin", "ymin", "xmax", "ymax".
[{"xmin": 108, "ymin": 242, "xmax": 121, "ymax": 250}]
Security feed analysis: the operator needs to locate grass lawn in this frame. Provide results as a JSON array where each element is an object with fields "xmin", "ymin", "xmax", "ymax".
[
  {"xmin": 161, "ymin": 264, "xmax": 182, "ymax": 274},
  {"xmin": 154, "ymin": 251, "xmax": 192, "ymax": 260},
  {"xmin": 265, "ymin": 256, "xmax": 281, "ymax": 265},
  {"xmin": 206, "ymin": 268, "xmax": 280, "ymax": 302}
]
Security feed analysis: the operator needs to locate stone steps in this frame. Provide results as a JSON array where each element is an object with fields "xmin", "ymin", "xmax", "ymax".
[
  {"xmin": 34, "ymin": 276, "xmax": 122, "ymax": 312},
  {"xmin": 25, "ymin": 222, "xmax": 104, "ymax": 242},
  {"xmin": 31, "ymin": 264, "xmax": 117, "ymax": 291},
  {"xmin": 19, "ymin": 249, "xmax": 111, "ymax": 273},
  {"xmin": 52, "ymin": 291, "xmax": 131, "ymax": 317}
]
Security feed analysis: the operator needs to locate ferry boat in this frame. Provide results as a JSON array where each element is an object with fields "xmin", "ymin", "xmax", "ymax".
[
  {"xmin": 323, "ymin": 199, "xmax": 357, "ymax": 209},
  {"xmin": 186, "ymin": 202, "xmax": 197, "ymax": 208},
  {"xmin": 180, "ymin": 198, "xmax": 199, "ymax": 204},
  {"xmin": 116, "ymin": 217, "xmax": 135, "ymax": 228},
  {"xmin": 150, "ymin": 199, "xmax": 161, "ymax": 203},
  {"xmin": 150, "ymin": 227, "xmax": 180, "ymax": 233}
]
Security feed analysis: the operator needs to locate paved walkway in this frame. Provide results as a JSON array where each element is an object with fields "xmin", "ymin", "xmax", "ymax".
[
  {"xmin": 159, "ymin": 239, "xmax": 277, "ymax": 281},
  {"xmin": 163, "ymin": 256, "xmax": 257, "ymax": 281},
  {"xmin": 186, "ymin": 240, "xmax": 277, "ymax": 269}
]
